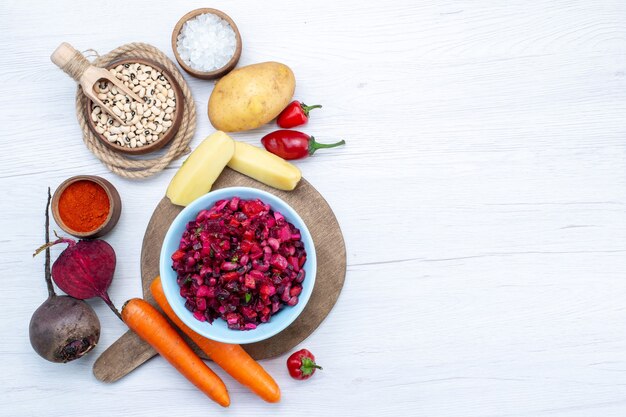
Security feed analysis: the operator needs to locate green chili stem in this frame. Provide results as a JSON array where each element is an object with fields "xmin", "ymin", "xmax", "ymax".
[
  {"xmin": 301, "ymin": 104, "xmax": 322, "ymax": 116},
  {"xmin": 309, "ymin": 137, "xmax": 346, "ymax": 155}
]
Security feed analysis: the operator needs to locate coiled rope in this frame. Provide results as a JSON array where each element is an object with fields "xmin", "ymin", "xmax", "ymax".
[{"xmin": 71, "ymin": 43, "xmax": 195, "ymax": 179}]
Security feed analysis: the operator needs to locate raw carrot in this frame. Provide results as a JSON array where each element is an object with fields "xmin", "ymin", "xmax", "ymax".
[
  {"xmin": 151, "ymin": 276, "xmax": 281, "ymax": 403},
  {"xmin": 121, "ymin": 298, "xmax": 230, "ymax": 407}
]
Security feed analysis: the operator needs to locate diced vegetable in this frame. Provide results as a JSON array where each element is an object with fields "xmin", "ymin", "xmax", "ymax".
[{"xmin": 172, "ymin": 197, "xmax": 306, "ymax": 328}]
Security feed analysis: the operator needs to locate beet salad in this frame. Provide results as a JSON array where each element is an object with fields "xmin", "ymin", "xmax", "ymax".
[{"xmin": 171, "ymin": 197, "xmax": 307, "ymax": 330}]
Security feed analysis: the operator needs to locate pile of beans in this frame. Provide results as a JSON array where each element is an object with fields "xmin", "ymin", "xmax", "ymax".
[{"xmin": 90, "ymin": 63, "xmax": 177, "ymax": 149}]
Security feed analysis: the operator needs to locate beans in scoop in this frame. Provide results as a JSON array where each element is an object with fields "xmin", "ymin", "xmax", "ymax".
[{"xmin": 91, "ymin": 63, "xmax": 177, "ymax": 148}]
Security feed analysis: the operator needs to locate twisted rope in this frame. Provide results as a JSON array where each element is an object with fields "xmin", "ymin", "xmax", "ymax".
[
  {"xmin": 59, "ymin": 49, "xmax": 91, "ymax": 81},
  {"xmin": 75, "ymin": 43, "xmax": 196, "ymax": 179}
]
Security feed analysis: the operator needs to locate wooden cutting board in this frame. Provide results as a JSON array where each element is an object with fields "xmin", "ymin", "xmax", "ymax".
[{"xmin": 93, "ymin": 168, "xmax": 346, "ymax": 382}]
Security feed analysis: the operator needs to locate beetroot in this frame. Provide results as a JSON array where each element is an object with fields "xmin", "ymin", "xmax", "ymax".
[
  {"xmin": 172, "ymin": 197, "xmax": 307, "ymax": 330},
  {"xmin": 30, "ymin": 295, "xmax": 101, "ymax": 363},
  {"xmin": 30, "ymin": 189, "xmax": 101, "ymax": 363},
  {"xmin": 35, "ymin": 234, "xmax": 119, "ymax": 318}
]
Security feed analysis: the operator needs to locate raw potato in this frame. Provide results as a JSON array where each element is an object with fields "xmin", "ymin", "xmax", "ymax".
[
  {"xmin": 208, "ymin": 62, "xmax": 295, "ymax": 132},
  {"xmin": 166, "ymin": 131, "xmax": 235, "ymax": 206},
  {"xmin": 228, "ymin": 142, "xmax": 301, "ymax": 191}
]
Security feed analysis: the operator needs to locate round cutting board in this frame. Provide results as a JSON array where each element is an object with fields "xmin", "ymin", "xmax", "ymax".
[{"xmin": 140, "ymin": 167, "xmax": 346, "ymax": 360}]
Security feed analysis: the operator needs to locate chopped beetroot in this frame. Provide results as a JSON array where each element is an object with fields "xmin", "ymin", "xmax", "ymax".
[
  {"xmin": 244, "ymin": 274, "xmax": 256, "ymax": 289},
  {"xmin": 172, "ymin": 198, "xmax": 307, "ymax": 330}
]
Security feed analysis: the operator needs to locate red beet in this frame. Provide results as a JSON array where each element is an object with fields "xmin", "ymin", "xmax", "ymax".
[
  {"xmin": 35, "ymin": 235, "xmax": 120, "ymax": 318},
  {"xmin": 30, "ymin": 189, "xmax": 101, "ymax": 363},
  {"xmin": 30, "ymin": 295, "xmax": 100, "ymax": 363},
  {"xmin": 52, "ymin": 239, "xmax": 115, "ymax": 300}
]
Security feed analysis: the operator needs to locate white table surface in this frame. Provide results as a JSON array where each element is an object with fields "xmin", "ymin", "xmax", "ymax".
[{"xmin": 2, "ymin": 0, "xmax": 626, "ymax": 416}]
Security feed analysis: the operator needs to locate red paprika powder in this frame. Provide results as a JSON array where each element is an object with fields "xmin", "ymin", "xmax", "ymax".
[{"xmin": 58, "ymin": 180, "xmax": 110, "ymax": 232}]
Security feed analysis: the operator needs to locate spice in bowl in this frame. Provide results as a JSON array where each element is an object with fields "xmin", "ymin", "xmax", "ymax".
[
  {"xmin": 58, "ymin": 180, "xmax": 109, "ymax": 233},
  {"xmin": 176, "ymin": 13, "xmax": 237, "ymax": 72},
  {"xmin": 90, "ymin": 63, "xmax": 177, "ymax": 149},
  {"xmin": 52, "ymin": 176, "xmax": 121, "ymax": 238}
]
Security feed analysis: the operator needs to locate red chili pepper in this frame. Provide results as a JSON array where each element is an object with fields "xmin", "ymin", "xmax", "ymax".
[
  {"xmin": 262, "ymin": 130, "xmax": 345, "ymax": 160},
  {"xmin": 277, "ymin": 101, "xmax": 322, "ymax": 128},
  {"xmin": 287, "ymin": 349, "xmax": 322, "ymax": 380}
]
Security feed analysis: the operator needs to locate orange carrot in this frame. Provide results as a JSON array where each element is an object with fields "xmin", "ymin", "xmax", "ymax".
[
  {"xmin": 121, "ymin": 298, "xmax": 230, "ymax": 407},
  {"xmin": 151, "ymin": 276, "xmax": 281, "ymax": 403}
]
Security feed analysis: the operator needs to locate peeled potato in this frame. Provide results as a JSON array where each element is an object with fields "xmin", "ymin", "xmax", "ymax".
[
  {"xmin": 228, "ymin": 141, "xmax": 301, "ymax": 191},
  {"xmin": 208, "ymin": 62, "xmax": 295, "ymax": 132},
  {"xmin": 166, "ymin": 131, "xmax": 235, "ymax": 206}
]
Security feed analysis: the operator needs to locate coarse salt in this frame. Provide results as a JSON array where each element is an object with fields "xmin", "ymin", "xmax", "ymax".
[{"xmin": 176, "ymin": 13, "xmax": 237, "ymax": 72}]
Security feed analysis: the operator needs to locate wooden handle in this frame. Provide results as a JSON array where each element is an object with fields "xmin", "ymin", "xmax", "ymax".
[
  {"xmin": 93, "ymin": 330, "xmax": 157, "ymax": 383},
  {"xmin": 51, "ymin": 42, "xmax": 96, "ymax": 85},
  {"xmin": 50, "ymin": 42, "xmax": 79, "ymax": 68}
]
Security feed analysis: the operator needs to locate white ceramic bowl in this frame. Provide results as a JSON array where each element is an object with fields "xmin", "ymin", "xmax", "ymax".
[{"xmin": 160, "ymin": 187, "xmax": 317, "ymax": 344}]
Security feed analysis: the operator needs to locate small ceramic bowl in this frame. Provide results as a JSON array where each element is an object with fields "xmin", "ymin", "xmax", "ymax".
[
  {"xmin": 85, "ymin": 58, "xmax": 184, "ymax": 155},
  {"xmin": 160, "ymin": 187, "xmax": 317, "ymax": 344},
  {"xmin": 52, "ymin": 175, "xmax": 122, "ymax": 238},
  {"xmin": 171, "ymin": 8, "xmax": 242, "ymax": 80}
]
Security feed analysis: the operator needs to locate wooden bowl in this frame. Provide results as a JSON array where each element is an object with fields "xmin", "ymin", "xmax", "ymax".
[
  {"xmin": 52, "ymin": 175, "xmax": 122, "ymax": 239},
  {"xmin": 85, "ymin": 58, "xmax": 184, "ymax": 155},
  {"xmin": 171, "ymin": 8, "xmax": 242, "ymax": 80}
]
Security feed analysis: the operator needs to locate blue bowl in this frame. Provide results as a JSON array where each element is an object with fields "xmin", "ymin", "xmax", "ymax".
[{"xmin": 160, "ymin": 186, "xmax": 317, "ymax": 344}]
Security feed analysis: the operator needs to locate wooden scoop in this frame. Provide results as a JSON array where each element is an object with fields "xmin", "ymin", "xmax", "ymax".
[{"xmin": 51, "ymin": 42, "xmax": 142, "ymax": 125}]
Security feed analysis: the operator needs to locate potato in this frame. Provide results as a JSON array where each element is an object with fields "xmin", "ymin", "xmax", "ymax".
[
  {"xmin": 208, "ymin": 62, "xmax": 295, "ymax": 132},
  {"xmin": 166, "ymin": 131, "xmax": 235, "ymax": 206},
  {"xmin": 228, "ymin": 141, "xmax": 301, "ymax": 191}
]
